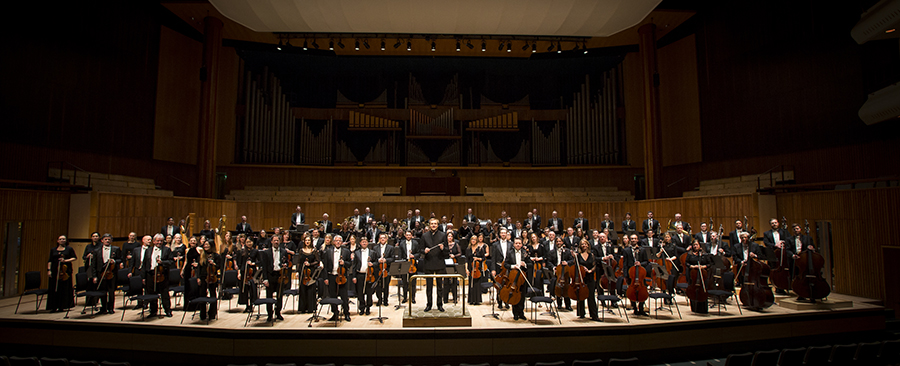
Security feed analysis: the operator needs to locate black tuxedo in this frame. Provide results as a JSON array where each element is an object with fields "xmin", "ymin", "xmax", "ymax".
[
  {"xmin": 320, "ymin": 220, "xmax": 333, "ymax": 234},
  {"xmin": 705, "ymin": 240, "xmax": 731, "ymax": 257},
  {"xmin": 366, "ymin": 228, "xmax": 383, "ymax": 244},
  {"xmin": 622, "ymin": 220, "xmax": 637, "ymax": 235},
  {"xmin": 573, "ymin": 218, "xmax": 589, "ymax": 232},
  {"xmin": 290, "ymin": 212, "xmax": 305, "ymax": 229},
  {"xmin": 787, "ymin": 234, "xmax": 815, "ymax": 254},
  {"xmin": 92, "ymin": 245, "xmax": 122, "ymax": 312},
  {"xmin": 672, "ymin": 232, "xmax": 691, "ymax": 250},
  {"xmin": 504, "ymin": 248, "xmax": 532, "ymax": 318},
  {"xmin": 727, "ymin": 229, "xmax": 747, "ymax": 247},
  {"xmin": 491, "ymin": 240, "xmax": 513, "ymax": 273},
  {"xmin": 532, "ymin": 215, "xmax": 542, "ymax": 230},
  {"xmin": 463, "ymin": 214, "xmax": 477, "ymax": 224},
  {"xmin": 320, "ymin": 245, "xmax": 352, "ymax": 316},
  {"xmin": 160, "ymin": 225, "xmax": 181, "ymax": 237},
  {"xmin": 563, "ymin": 235, "xmax": 580, "ymax": 250},
  {"xmin": 395, "ymin": 238, "xmax": 419, "ymax": 300},
  {"xmin": 236, "ymin": 222, "xmax": 252, "ymax": 233},
  {"xmin": 547, "ymin": 217, "xmax": 564, "ymax": 233},
  {"xmin": 672, "ymin": 221, "xmax": 691, "ymax": 233},
  {"xmin": 763, "ymin": 229, "xmax": 788, "ymax": 248},
  {"xmin": 420, "ymin": 229, "xmax": 450, "ymax": 309},
  {"xmin": 732, "ymin": 241, "xmax": 762, "ymax": 263},
  {"xmin": 695, "ymin": 231, "xmax": 711, "ymax": 245},
  {"xmin": 599, "ymin": 220, "xmax": 614, "ymax": 232},
  {"xmin": 642, "ymin": 219, "xmax": 660, "ymax": 235},
  {"xmin": 640, "ymin": 237, "xmax": 660, "ymax": 250},
  {"xmin": 372, "ymin": 243, "xmax": 394, "ymax": 303},
  {"xmin": 146, "ymin": 246, "xmax": 173, "ymax": 314},
  {"xmin": 352, "ymin": 247, "xmax": 376, "ymax": 311}
]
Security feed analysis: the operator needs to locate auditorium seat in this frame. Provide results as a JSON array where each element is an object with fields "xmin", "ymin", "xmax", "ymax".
[
  {"xmin": 534, "ymin": 361, "xmax": 565, "ymax": 366},
  {"xmin": 68, "ymin": 361, "xmax": 99, "ymax": 366},
  {"xmin": 0, "ymin": 356, "xmax": 8, "ymax": 366},
  {"xmin": 7, "ymin": 357, "xmax": 39, "ymax": 366},
  {"xmin": 880, "ymin": 339, "xmax": 900, "ymax": 365},
  {"xmin": 39, "ymin": 358, "xmax": 69, "ymax": 366},
  {"xmin": 802, "ymin": 345, "xmax": 832, "ymax": 366},
  {"xmin": 749, "ymin": 349, "xmax": 780, "ymax": 366},
  {"xmin": 459, "ymin": 363, "xmax": 490, "ymax": 366},
  {"xmin": 226, "ymin": 364, "xmax": 258, "ymax": 366},
  {"xmin": 99, "ymin": 362, "xmax": 130, "ymax": 366},
  {"xmin": 572, "ymin": 359, "xmax": 603, "ymax": 366},
  {"xmin": 264, "ymin": 363, "xmax": 296, "ymax": 366},
  {"xmin": 498, "ymin": 363, "xmax": 527, "ymax": 366},
  {"xmin": 15, "ymin": 271, "xmax": 48, "ymax": 314},
  {"xmin": 607, "ymin": 358, "xmax": 639, "ymax": 366},
  {"xmin": 853, "ymin": 341, "xmax": 881, "ymax": 365},
  {"xmin": 775, "ymin": 347, "xmax": 806, "ymax": 366},
  {"xmin": 828, "ymin": 343, "xmax": 857, "ymax": 365},
  {"xmin": 722, "ymin": 352, "xmax": 753, "ymax": 366},
  {"xmin": 304, "ymin": 363, "xmax": 334, "ymax": 366}
]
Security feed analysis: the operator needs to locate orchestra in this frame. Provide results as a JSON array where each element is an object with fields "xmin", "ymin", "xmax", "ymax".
[{"xmin": 34, "ymin": 209, "xmax": 834, "ymax": 327}]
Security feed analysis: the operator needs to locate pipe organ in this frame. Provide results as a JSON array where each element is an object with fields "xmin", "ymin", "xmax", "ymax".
[
  {"xmin": 297, "ymin": 118, "xmax": 333, "ymax": 165},
  {"xmin": 240, "ymin": 67, "xmax": 295, "ymax": 164},
  {"xmin": 565, "ymin": 65, "xmax": 622, "ymax": 165}
]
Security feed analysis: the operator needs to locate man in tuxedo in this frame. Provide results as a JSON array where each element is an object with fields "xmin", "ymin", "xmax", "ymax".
[
  {"xmin": 366, "ymin": 221, "xmax": 382, "ymax": 244},
  {"xmin": 672, "ymin": 224, "xmax": 691, "ymax": 250},
  {"xmin": 92, "ymin": 234, "xmax": 122, "ymax": 315},
  {"xmin": 497, "ymin": 211, "xmax": 512, "ymax": 231},
  {"xmin": 504, "ymin": 238, "xmax": 531, "ymax": 321},
  {"xmin": 419, "ymin": 219, "xmax": 449, "ymax": 312},
  {"xmin": 396, "ymin": 230, "xmax": 419, "ymax": 303},
  {"xmin": 236, "ymin": 216, "xmax": 252, "ymax": 234},
  {"xmin": 642, "ymin": 211, "xmax": 659, "ymax": 236},
  {"xmin": 622, "ymin": 212, "xmax": 637, "ymax": 236},
  {"xmin": 641, "ymin": 230, "xmax": 660, "ymax": 250},
  {"xmin": 763, "ymin": 218, "xmax": 787, "ymax": 248},
  {"xmin": 672, "ymin": 213, "xmax": 691, "ymax": 233},
  {"xmin": 260, "ymin": 235, "xmax": 289, "ymax": 322},
  {"xmin": 524, "ymin": 212, "xmax": 535, "ymax": 232},
  {"xmin": 599, "ymin": 213, "xmax": 614, "ymax": 233},
  {"xmin": 161, "ymin": 217, "xmax": 181, "ymax": 237},
  {"xmin": 290, "ymin": 206, "xmax": 305, "ymax": 230},
  {"xmin": 732, "ymin": 232, "xmax": 762, "ymax": 273},
  {"xmin": 491, "ymin": 228, "xmax": 513, "ymax": 309},
  {"xmin": 438, "ymin": 216, "xmax": 450, "ymax": 232},
  {"xmin": 695, "ymin": 222, "xmax": 711, "ymax": 245},
  {"xmin": 352, "ymin": 237, "xmax": 375, "ymax": 315},
  {"xmin": 706, "ymin": 231, "xmax": 730, "ymax": 257},
  {"xmin": 546, "ymin": 239, "xmax": 572, "ymax": 310},
  {"xmin": 512, "ymin": 221, "xmax": 525, "ymax": 240},
  {"xmin": 412, "ymin": 209, "xmax": 426, "ymax": 228},
  {"xmin": 464, "ymin": 208, "xmax": 477, "ymax": 224},
  {"xmin": 372, "ymin": 233, "xmax": 394, "ymax": 306},
  {"xmin": 574, "ymin": 211, "xmax": 589, "ymax": 233},
  {"xmin": 547, "ymin": 211, "xmax": 564, "ymax": 236},
  {"xmin": 542, "ymin": 230, "xmax": 557, "ymax": 252},
  {"xmin": 321, "ymin": 235, "xmax": 352, "ymax": 321},
  {"xmin": 532, "ymin": 208, "xmax": 542, "ymax": 231},
  {"xmin": 362, "ymin": 207, "xmax": 375, "ymax": 228},
  {"xmin": 563, "ymin": 227, "xmax": 579, "ymax": 250},
  {"xmin": 779, "ymin": 223, "xmax": 816, "ymax": 300},
  {"xmin": 147, "ymin": 234, "xmax": 173, "ymax": 317},
  {"xmin": 728, "ymin": 220, "xmax": 746, "ymax": 247},
  {"xmin": 319, "ymin": 213, "xmax": 333, "ymax": 236}
]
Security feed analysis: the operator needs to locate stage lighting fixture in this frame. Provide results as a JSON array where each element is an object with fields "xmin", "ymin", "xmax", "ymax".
[
  {"xmin": 507, "ymin": 43, "xmax": 512, "ymax": 52},
  {"xmin": 522, "ymin": 42, "xmax": 529, "ymax": 51},
  {"xmin": 312, "ymin": 40, "xmax": 319, "ymax": 49},
  {"xmin": 466, "ymin": 40, "xmax": 474, "ymax": 49},
  {"xmin": 498, "ymin": 41, "xmax": 505, "ymax": 51},
  {"xmin": 532, "ymin": 42, "xmax": 537, "ymax": 53},
  {"xmin": 381, "ymin": 40, "xmax": 386, "ymax": 51},
  {"xmin": 547, "ymin": 43, "xmax": 554, "ymax": 52},
  {"xmin": 456, "ymin": 41, "xmax": 461, "ymax": 52},
  {"xmin": 481, "ymin": 40, "xmax": 486, "ymax": 52},
  {"xmin": 277, "ymin": 39, "xmax": 282, "ymax": 51},
  {"xmin": 364, "ymin": 39, "xmax": 370, "ymax": 49},
  {"xmin": 557, "ymin": 42, "xmax": 561, "ymax": 53},
  {"xmin": 302, "ymin": 40, "xmax": 308, "ymax": 50},
  {"xmin": 355, "ymin": 40, "xmax": 360, "ymax": 51},
  {"xmin": 431, "ymin": 41, "xmax": 436, "ymax": 52},
  {"xmin": 407, "ymin": 41, "xmax": 412, "ymax": 51},
  {"xmin": 394, "ymin": 40, "xmax": 402, "ymax": 49},
  {"xmin": 329, "ymin": 40, "xmax": 334, "ymax": 50},
  {"xmin": 583, "ymin": 42, "xmax": 588, "ymax": 54}
]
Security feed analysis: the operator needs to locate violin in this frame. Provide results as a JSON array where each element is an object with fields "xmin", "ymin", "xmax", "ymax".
[
  {"xmin": 626, "ymin": 263, "xmax": 649, "ymax": 304},
  {"xmin": 58, "ymin": 262, "xmax": 70, "ymax": 282},
  {"xmin": 336, "ymin": 265, "xmax": 348, "ymax": 285},
  {"xmin": 102, "ymin": 260, "xmax": 116, "ymax": 281},
  {"xmin": 472, "ymin": 257, "xmax": 484, "ymax": 279},
  {"xmin": 225, "ymin": 249, "xmax": 236, "ymax": 271},
  {"xmin": 207, "ymin": 258, "xmax": 218, "ymax": 285},
  {"xmin": 566, "ymin": 253, "xmax": 589, "ymax": 302},
  {"xmin": 366, "ymin": 264, "xmax": 378, "ymax": 284},
  {"xmin": 155, "ymin": 262, "xmax": 166, "ymax": 283},
  {"xmin": 408, "ymin": 257, "xmax": 417, "ymax": 274},
  {"xmin": 499, "ymin": 267, "xmax": 527, "ymax": 305}
]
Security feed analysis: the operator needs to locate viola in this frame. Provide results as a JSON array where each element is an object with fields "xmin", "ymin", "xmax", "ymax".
[
  {"xmin": 155, "ymin": 263, "xmax": 166, "ymax": 283},
  {"xmin": 408, "ymin": 258, "xmax": 417, "ymax": 274},
  {"xmin": 336, "ymin": 265, "xmax": 348, "ymax": 285},
  {"xmin": 58, "ymin": 262, "xmax": 70, "ymax": 281},
  {"xmin": 472, "ymin": 257, "xmax": 484, "ymax": 279},
  {"xmin": 366, "ymin": 264, "xmax": 377, "ymax": 284},
  {"xmin": 102, "ymin": 260, "xmax": 116, "ymax": 281},
  {"xmin": 615, "ymin": 256, "xmax": 624, "ymax": 278},
  {"xmin": 499, "ymin": 267, "xmax": 526, "ymax": 305},
  {"xmin": 626, "ymin": 264, "xmax": 649, "ymax": 304}
]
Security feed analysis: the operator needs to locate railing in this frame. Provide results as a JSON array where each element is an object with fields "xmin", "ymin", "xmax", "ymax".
[
  {"xmin": 48, "ymin": 161, "xmax": 91, "ymax": 188},
  {"xmin": 666, "ymin": 176, "xmax": 687, "ymax": 188},
  {"xmin": 757, "ymin": 164, "xmax": 794, "ymax": 191}
]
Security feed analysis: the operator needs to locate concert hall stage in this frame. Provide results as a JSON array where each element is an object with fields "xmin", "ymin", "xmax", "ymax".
[{"xmin": 0, "ymin": 292, "xmax": 887, "ymax": 366}]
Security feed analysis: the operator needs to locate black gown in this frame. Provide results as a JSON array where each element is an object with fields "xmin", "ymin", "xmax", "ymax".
[
  {"xmin": 296, "ymin": 249, "xmax": 320, "ymax": 313},
  {"xmin": 47, "ymin": 246, "xmax": 76, "ymax": 311}
]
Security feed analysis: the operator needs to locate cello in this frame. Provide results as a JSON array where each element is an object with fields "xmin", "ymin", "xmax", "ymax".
[
  {"xmin": 567, "ymin": 256, "xmax": 589, "ymax": 302},
  {"xmin": 626, "ymin": 263, "xmax": 649, "ymax": 306},
  {"xmin": 685, "ymin": 249, "xmax": 710, "ymax": 313},
  {"xmin": 791, "ymin": 220, "xmax": 830, "ymax": 301},
  {"xmin": 499, "ymin": 267, "xmax": 527, "ymax": 306}
]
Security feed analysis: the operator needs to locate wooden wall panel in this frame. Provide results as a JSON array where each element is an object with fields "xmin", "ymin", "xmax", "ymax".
[
  {"xmin": 93, "ymin": 193, "xmax": 237, "ymax": 239},
  {"xmin": 658, "ymin": 34, "xmax": 701, "ymax": 167},
  {"xmin": 776, "ymin": 187, "xmax": 900, "ymax": 303},
  {"xmin": 153, "ymin": 25, "xmax": 202, "ymax": 165},
  {"xmin": 0, "ymin": 190, "xmax": 70, "ymax": 293}
]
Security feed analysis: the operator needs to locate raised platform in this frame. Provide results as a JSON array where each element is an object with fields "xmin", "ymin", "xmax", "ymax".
[
  {"xmin": 778, "ymin": 297, "xmax": 854, "ymax": 310},
  {"xmin": 0, "ymin": 292, "xmax": 886, "ymax": 366}
]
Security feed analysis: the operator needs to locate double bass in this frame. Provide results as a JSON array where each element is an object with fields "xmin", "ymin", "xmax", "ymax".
[
  {"xmin": 737, "ymin": 257, "xmax": 774, "ymax": 310},
  {"xmin": 685, "ymin": 254, "xmax": 710, "ymax": 313},
  {"xmin": 791, "ymin": 220, "xmax": 830, "ymax": 301}
]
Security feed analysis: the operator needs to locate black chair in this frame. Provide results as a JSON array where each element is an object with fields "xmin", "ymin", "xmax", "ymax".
[
  {"xmin": 608, "ymin": 358, "xmax": 639, "ymax": 366},
  {"xmin": 220, "ymin": 270, "xmax": 241, "ymax": 310},
  {"xmin": 853, "ymin": 341, "xmax": 881, "ymax": 366},
  {"xmin": 750, "ymin": 349, "xmax": 780, "ymax": 366},
  {"xmin": 573, "ymin": 359, "xmax": 604, "ymax": 366},
  {"xmin": 168, "ymin": 268, "xmax": 184, "ymax": 306},
  {"xmin": 828, "ymin": 343, "xmax": 857, "ymax": 365},
  {"xmin": 15, "ymin": 271, "xmax": 49, "ymax": 314},
  {"xmin": 69, "ymin": 361, "xmax": 100, "ymax": 366},
  {"xmin": 181, "ymin": 278, "xmax": 217, "ymax": 324},
  {"xmin": 528, "ymin": 290, "xmax": 557, "ymax": 324},
  {"xmin": 116, "ymin": 268, "xmax": 133, "ymax": 309},
  {"xmin": 775, "ymin": 347, "xmax": 806, "ymax": 366},
  {"xmin": 597, "ymin": 285, "xmax": 628, "ymax": 323},
  {"xmin": 0, "ymin": 356, "xmax": 9, "ymax": 366},
  {"xmin": 879, "ymin": 339, "xmax": 900, "ymax": 365},
  {"xmin": 648, "ymin": 286, "xmax": 681, "ymax": 319},
  {"xmin": 707, "ymin": 271, "xmax": 741, "ymax": 315},
  {"xmin": 722, "ymin": 352, "xmax": 753, "ymax": 366},
  {"xmin": 312, "ymin": 298, "xmax": 344, "ymax": 327},
  {"xmin": 99, "ymin": 362, "xmax": 130, "ymax": 366},
  {"xmin": 68, "ymin": 272, "xmax": 106, "ymax": 318},
  {"xmin": 7, "ymin": 357, "xmax": 40, "ymax": 366},
  {"xmin": 121, "ymin": 275, "xmax": 159, "ymax": 321},
  {"xmin": 39, "ymin": 358, "xmax": 69, "ymax": 366},
  {"xmin": 802, "ymin": 345, "xmax": 832, "ymax": 366}
]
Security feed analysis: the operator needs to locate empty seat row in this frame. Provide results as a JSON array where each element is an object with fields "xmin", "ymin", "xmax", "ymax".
[{"xmin": 708, "ymin": 339, "xmax": 899, "ymax": 366}]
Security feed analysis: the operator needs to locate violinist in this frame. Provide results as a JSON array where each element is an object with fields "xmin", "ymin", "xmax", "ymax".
[
  {"xmin": 685, "ymin": 240, "xmax": 711, "ymax": 313},
  {"xmin": 91, "ymin": 234, "xmax": 121, "ymax": 315},
  {"xmin": 504, "ymin": 237, "xmax": 532, "ymax": 321},
  {"xmin": 122, "ymin": 232, "xmax": 139, "ymax": 271},
  {"xmin": 374, "ymin": 233, "xmax": 395, "ymax": 306},
  {"xmin": 443, "ymin": 231, "xmax": 462, "ymax": 304},
  {"xmin": 321, "ymin": 235, "xmax": 352, "ymax": 322},
  {"xmin": 546, "ymin": 236, "xmax": 573, "ymax": 311},
  {"xmin": 526, "ymin": 232, "xmax": 545, "ymax": 293},
  {"xmin": 171, "ymin": 233, "xmax": 186, "ymax": 270},
  {"xmin": 352, "ymin": 237, "xmax": 375, "ymax": 316},
  {"xmin": 260, "ymin": 235, "xmax": 288, "ymax": 322},
  {"xmin": 296, "ymin": 235, "xmax": 320, "ymax": 314},
  {"xmin": 732, "ymin": 232, "xmax": 762, "ymax": 286},
  {"xmin": 420, "ymin": 218, "xmax": 449, "ymax": 312},
  {"xmin": 396, "ymin": 230, "xmax": 419, "ymax": 304},
  {"xmin": 465, "ymin": 236, "xmax": 486, "ymax": 305},
  {"xmin": 574, "ymin": 239, "xmax": 599, "ymax": 321},
  {"xmin": 180, "ymin": 236, "xmax": 202, "ymax": 313},
  {"xmin": 148, "ymin": 234, "xmax": 174, "ymax": 317},
  {"xmin": 490, "ymin": 228, "xmax": 512, "ymax": 310},
  {"xmin": 195, "ymin": 239, "xmax": 220, "ymax": 321},
  {"xmin": 47, "ymin": 235, "xmax": 76, "ymax": 313},
  {"xmin": 236, "ymin": 236, "xmax": 259, "ymax": 313}
]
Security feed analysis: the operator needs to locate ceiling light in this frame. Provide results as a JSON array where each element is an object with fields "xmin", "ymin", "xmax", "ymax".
[
  {"xmin": 532, "ymin": 42, "xmax": 537, "ymax": 53},
  {"xmin": 466, "ymin": 40, "xmax": 474, "ymax": 49},
  {"xmin": 557, "ymin": 42, "xmax": 561, "ymax": 53},
  {"xmin": 302, "ymin": 40, "xmax": 308, "ymax": 50},
  {"xmin": 329, "ymin": 40, "xmax": 334, "ymax": 50},
  {"xmin": 407, "ymin": 41, "xmax": 412, "ymax": 51},
  {"xmin": 355, "ymin": 40, "xmax": 360, "ymax": 51},
  {"xmin": 507, "ymin": 43, "xmax": 512, "ymax": 52},
  {"xmin": 277, "ymin": 39, "xmax": 283, "ymax": 51},
  {"xmin": 431, "ymin": 41, "xmax": 436, "ymax": 52},
  {"xmin": 887, "ymin": 29, "xmax": 896, "ymax": 33},
  {"xmin": 363, "ymin": 40, "xmax": 370, "ymax": 49},
  {"xmin": 381, "ymin": 40, "xmax": 386, "ymax": 51},
  {"xmin": 583, "ymin": 42, "xmax": 588, "ymax": 54},
  {"xmin": 456, "ymin": 41, "xmax": 461, "ymax": 52},
  {"xmin": 481, "ymin": 40, "xmax": 486, "ymax": 52}
]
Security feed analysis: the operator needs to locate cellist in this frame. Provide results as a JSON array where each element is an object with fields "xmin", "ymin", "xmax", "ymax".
[
  {"xmin": 503, "ymin": 237, "xmax": 531, "ymax": 321},
  {"xmin": 625, "ymin": 234, "xmax": 650, "ymax": 316},
  {"xmin": 591, "ymin": 232, "xmax": 619, "ymax": 297},
  {"xmin": 574, "ymin": 239, "xmax": 599, "ymax": 321},
  {"xmin": 732, "ymin": 232, "xmax": 762, "ymax": 286},
  {"xmin": 546, "ymin": 236, "xmax": 573, "ymax": 311},
  {"xmin": 685, "ymin": 240, "xmax": 711, "ymax": 313},
  {"xmin": 780, "ymin": 223, "xmax": 816, "ymax": 301}
]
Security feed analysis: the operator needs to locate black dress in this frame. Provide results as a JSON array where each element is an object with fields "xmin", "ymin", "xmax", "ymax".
[
  {"xmin": 47, "ymin": 246, "xmax": 75, "ymax": 311},
  {"xmin": 466, "ymin": 245, "xmax": 486, "ymax": 305},
  {"xmin": 575, "ymin": 251, "xmax": 598, "ymax": 319},
  {"xmin": 296, "ymin": 249, "xmax": 320, "ymax": 313}
]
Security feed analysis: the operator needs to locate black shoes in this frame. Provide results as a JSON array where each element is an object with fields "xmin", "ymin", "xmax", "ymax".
[
  {"xmin": 437, "ymin": 305, "xmax": 445, "ymax": 312},
  {"xmin": 344, "ymin": 315, "xmax": 351, "ymax": 321},
  {"xmin": 424, "ymin": 305, "xmax": 432, "ymax": 312},
  {"xmin": 328, "ymin": 315, "xmax": 338, "ymax": 321},
  {"xmin": 276, "ymin": 314, "xmax": 284, "ymax": 321}
]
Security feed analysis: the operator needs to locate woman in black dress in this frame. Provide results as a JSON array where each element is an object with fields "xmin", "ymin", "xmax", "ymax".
[
  {"xmin": 182, "ymin": 236, "xmax": 202, "ymax": 312},
  {"xmin": 465, "ymin": 236, "xmax": 486, "ymax": 305},
  {"xmin": 296, "ymin": 235, "xmax": 320, "ymax": 313},
  {"xmin": 575, "ymin": 239, "xmax": 599, "ymax": 321},
  {"xmin": 527, "ymin": 232, "xmax": 545, "ymax": 293},
  {"xmin": 47, "ymin": 235, "xmax": 76, "ymax": 312}
]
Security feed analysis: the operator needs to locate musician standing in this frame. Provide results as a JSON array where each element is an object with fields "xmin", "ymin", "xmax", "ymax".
[
  {"xmin": 763, "ymin": 218, "xmax": 787, "ymax": 248},
  {"xmin": 642, "ymin": 211, "xmax": 660, "ymax": 236},
  {"xmin": 573, "ymin": 239, "xmax": 599, "ymax": 321},
  {"xmin": 546, "ymin": 236, "xmax": 573, "ymax": 311},
  {"xmin": 195, "ymin": 239, "xmax": 220, "ymax": 321},
  {"xmin": 504, "ymin": 237, "xmax": 532, "ymax": 320},
  {"xmin": 161, "ymin": 217, "xmax": 181, "ymax": 237},
  {"xmin": 672, "ymin": 213, "xmax": 691, "ymax": 233},
  {"xmin": 574, "ymin": 211, "xmax": 589, "ymax": 233},
  {"xmin": 466, "ymin": 236, "xmax": 487, "ymax": 305},
  {"xmin": 296, "ymin": 235, "xmax": 319, "ymax": 314},
  {"xmin": 706, "ymin": 231, "xmax": 730, "ymax": 257},
  {"xmin": 91, "ymin": 234, "xmax": 121, "ymax": 315},
  {"xmin": 82, "ymin": 232, "xmax": 102, "ymax": 309},
  {"xmin": 490, "ymin": 228, "xmax": 512, "ymax": 309},
  {"xmin": 236, "ymin": 216, "xmax": 252, "ymax": 234},
  {"xmin": 563, "ymin": 227, "xmax": 579, "ymax": 250},
  {"xmin": 419, "ymin": 218, "xmax": 449, "ymax": 312},
  {"xmin": 352, "ymin": 237, "xmax": 375, "ymax": 315},
  {"xmin": 258, "ymin": 235, "xmax": 288, "ymax": 321},
  {"xmin": 622, "ymin": 212, "xmax": 637, "ymax": 237},
  {"xmin": 546, "ymin": 211, "xmax": 564, "ymax": 236},
  {"xmin": 290, "ymin": 206, "xmax": 305, "ymax": 230},
  {"xmin": 695, "ymin": 222, "xmax": 711, "ymax": 245},
  {"xmin": 321, "ymin": 235, "xmax": 351, "ymax": 321},
  {"xmin": 47, "ymin": 235, "xmax": 76, "ymax": 313},
  {"xmin": 599, "ymin": 213, "xmax": 614, "ymax": 233},
  {"xmin": 122, "ymin": 232, "xmax": 139, "ymax": 271},
  {"xmin": 443, "ymin": 232, "xmax": 462, "ymax": 304},
  {"xmin": 592, "ymin": 232, "xmax": 619, "ymax": 296},
  {"xmin": 236, "ymin": 237, "xmax": 259, "ymax": 313},
  {"xmin": 372, "ymin": 233, "xmax": 394, "ymax": 306},
  {"xmin": 147, "ymin": 234, "xmax": 173, "ymax": 317},
  {"xmin": 728, "ymin": 220, "xmax": 746, "ymax": 247},
  {"xmin": 464, "ymin": 208, "xmax": 477, "ymax": 224},
  {"xmin": 685, "ymin": 240, "xmax": 711, "ymax": 313}
]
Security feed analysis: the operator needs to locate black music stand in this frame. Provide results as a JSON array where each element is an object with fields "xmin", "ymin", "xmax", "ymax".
[
  {"xmin": 483, "ymin": 260, "xmax": 500, "ymax": 319},
  {"xmin": 391, "ymin": 261, "xmax": 410, "ymax": 311},
  {"xmin": 370, "ymin": 264, "xmax": 391, "ymax": 323}
]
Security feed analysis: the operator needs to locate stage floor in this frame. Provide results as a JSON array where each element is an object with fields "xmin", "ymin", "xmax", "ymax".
[{"xmin": 0, "ymin": 287, "xmax": 888, "ymax": 366}]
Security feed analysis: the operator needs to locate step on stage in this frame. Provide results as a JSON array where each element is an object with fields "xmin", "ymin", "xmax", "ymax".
[{"xmin": 0, "ymin": 292, "xmax": 886, "ymax": 366}]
